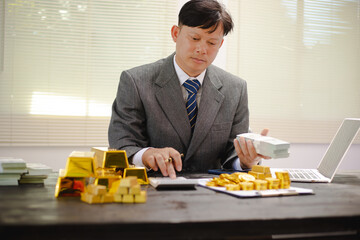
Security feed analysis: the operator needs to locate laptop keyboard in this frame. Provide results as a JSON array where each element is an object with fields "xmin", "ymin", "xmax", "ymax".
[{"xmin": 285, "ymin": 169, "xmax": 321, "ymax": 180}]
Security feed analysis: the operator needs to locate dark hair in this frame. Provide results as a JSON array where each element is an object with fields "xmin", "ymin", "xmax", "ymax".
[{"xmin": 178, "ymin": 0, "xmax": 234, "ymax": 36}]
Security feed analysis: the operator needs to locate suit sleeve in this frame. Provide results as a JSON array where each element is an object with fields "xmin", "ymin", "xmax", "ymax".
[
  {"xmin": 108, "ymin": 70, "xmax": 149, "ymax": 159},
  {"xmin": 221, "ymin": 80, "xmax": 249, "ymax": 169}
]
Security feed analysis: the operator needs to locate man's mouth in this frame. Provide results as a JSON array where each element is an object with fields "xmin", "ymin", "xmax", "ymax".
[{"xmin": 192, "ymin": 57, "xmax": 205, "ymax": 64}]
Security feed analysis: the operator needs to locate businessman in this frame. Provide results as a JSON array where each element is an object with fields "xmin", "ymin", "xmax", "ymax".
[{"xmin": 109, "ymin": 0, "xmax": 269, "ymax": 178}]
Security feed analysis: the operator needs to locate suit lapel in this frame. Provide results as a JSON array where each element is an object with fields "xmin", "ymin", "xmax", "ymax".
[
  {"xmin": 154, "ymin": 54, "xmax": 192, "ymax": 148},
  {"xmin": 185, "ymin": 66, "xmax": 224, "ymax": 160}
]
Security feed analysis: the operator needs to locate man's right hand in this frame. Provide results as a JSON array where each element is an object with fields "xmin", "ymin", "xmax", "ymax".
[{"xmin": 142, "ymin": 147, "xmax": 182, "ymax": 179}]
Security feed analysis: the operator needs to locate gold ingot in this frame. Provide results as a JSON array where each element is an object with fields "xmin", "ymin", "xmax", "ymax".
[
  {"xmin": 81, "ymin": 192, "xmax": 101, "ymax": 204},
  {"xmin": 80, "ymin": 192, "xmax": 87, "ymax": 202},
  {"xmin": 86, "ymin": 184, "xmax": 106, "ymax": 195},
  {"xmin": 134, "ymin": 191, "xmax": 147, "ymax": 203},
  {"xmin": 227, "ymin": 174, "xmax": 241, "ymax": 183},
  {"xmin": 214, "ymin": 178, "xmax": 229, "ymax": 187},
  {"xmin": 220, "ymin": 173, "xmax": 231, "ymax": 179},
  {"xmin": 253, "ymin": 180, "xmax": 268, "ymax": 190},
  {"xmin": 116, "ymin": 186, "xmax": 129, "ymax": 195},
  {"xmin": 248, "ymin": 171, "xmax": 265, "ymax": 180},
  {"xmin": 275, "ymin": 171, "xmax": 290, "ymax": 181},
  {"xmin": 275, "ymin": 171, "xmax": 291, "ymax": 189},
  {"xmin": 109, "ymin": 179, "xmax": 140, "ymax": 195},
  {"xmin": 251, "ymin": 165, "xmax": 272, "ymax": 178},
  {"xmin": 265, "ymin": 177, "xmax": 280, "ymax": 189},
  {"xmin": 54, "ymin": 177, "xmax": 86, "ymax": 198},
  {"xmin": 54, "ymin": 177, "xmax": 62, "ymax": 198},
  {"xmin": 124, "ymin": 167, "xmax": 149, "ymax": 185},
  {"xmin": 94, "ymin": 167, "xmax": 122, "ymax": 190},
  {"xmin": 95, "ymin": 168, "xmax": 121, "ymax": 177},
  {"xmin": 212, "ymin": 178, "xmax": 221, "ymax": 186},
  {"xmin": 225, "ymin": 184, "xmax": 241, "ymax": 191},
  {"xmin": 108, "ymin": 180, "xmax": 121, "ymax": 194},
  {"xmin": 65, "ymin": 151, "xmax": 95, "ymax": 177},
  {"xmin": 240, "ymin": 182, "xmax": 254, "ymax": 191},
  {"xmin": 119, "ymin": 176, "xmax": 138, "ymax": 187},
  {"xmin": 252, "ymin": 165, "xmax": 270, "ymax": 173},
  {"xmin": 113, "ymin": 194, "xmax": 122, "ymax": 203},
  {"xmin": 95, "ymin": 175, "xmax": 121, "ymax": 190},
  {"xmin": 231, "ymin": 172, "xmax": 247, "ymax": 179},
  {"xmin": 91, "ymin": 147, "xmax": 129, "ymax": 170},
  {"xmin": 206, "ymin": 181, "xmax": 217, "ymax": 187},
  {"xmin": 129, "ymin": 185, "xmax": 141, "ymax": 195},
  {"xmin": 101, "ymin": 193, "xmax": 114, "ymax": 203},
  {"xmin": 122, "ymin": 194, "xmax": 134, "ymax": 203},
  {"xmin": 239, "ymin": 174, "xmax": 256, "ymax": 182}
]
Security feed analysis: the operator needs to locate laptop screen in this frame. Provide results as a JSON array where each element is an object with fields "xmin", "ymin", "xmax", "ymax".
[{"xmin": 318, "ymin": 118, "xmax": 360, "ymax": 179}]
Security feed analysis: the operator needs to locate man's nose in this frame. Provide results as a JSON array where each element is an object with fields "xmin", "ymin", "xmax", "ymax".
[{"xmin": 196, "ymin": 42, "xmax": 207, "ymax": 54}]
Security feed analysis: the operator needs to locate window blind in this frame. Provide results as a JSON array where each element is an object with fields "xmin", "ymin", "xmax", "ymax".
[
  {"xmin": 1, "ymin": 0, "xmax": 359, "ymax": 147},
  {"xmin": 226, "ymin": 0, "xmax": 360, "ymax": 143},
  {"xmin": 0, "ymin": 0, "xmax": 177, "ymax": 146}
]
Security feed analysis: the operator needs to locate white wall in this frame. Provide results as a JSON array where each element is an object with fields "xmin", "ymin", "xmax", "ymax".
[{"xmin": 0, "ymin": 144, "xmax": 359, "ymax": 171}]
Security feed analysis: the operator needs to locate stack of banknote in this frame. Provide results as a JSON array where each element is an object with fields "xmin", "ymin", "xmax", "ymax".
[{"xmin": 236, "ymin": 133, "xmax": 290, "ymax": 159}]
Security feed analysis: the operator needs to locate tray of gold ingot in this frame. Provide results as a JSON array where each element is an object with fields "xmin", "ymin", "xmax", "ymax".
[{"xmin": 198, "ymin": 172, "xmax": 314, "ymax": 198}]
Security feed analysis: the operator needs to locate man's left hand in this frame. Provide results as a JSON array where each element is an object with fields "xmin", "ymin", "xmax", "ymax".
[{"xmin": 234, "ymin": 128, "xmax": 271, "ymax": 169}]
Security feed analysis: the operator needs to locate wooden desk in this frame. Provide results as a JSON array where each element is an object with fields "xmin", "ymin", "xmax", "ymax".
[{"xmin": 1, "ymin": 172, "xmax": 360, "ymax": 240}]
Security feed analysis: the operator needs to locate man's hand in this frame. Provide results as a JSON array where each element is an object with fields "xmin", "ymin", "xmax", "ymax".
[
  {"xmin": 142, "ymin": 147, "xmax": 182, "ymax": 179},
  {"xmin": 234, "ymin": 128, "xmax": 271, "ymax": 169}
]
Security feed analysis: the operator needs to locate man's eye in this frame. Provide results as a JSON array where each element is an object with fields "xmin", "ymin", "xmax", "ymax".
[
  {"xmin": 192, "ymin": 37, "xmax": 199, "ymax": 41},
  {"xmin": 209, "ymin": 42, "xmax": 216, "ymax": 45}
]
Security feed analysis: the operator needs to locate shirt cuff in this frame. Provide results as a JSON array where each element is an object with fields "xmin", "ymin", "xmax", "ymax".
[
  {"xmin": 232, "ymin": 158, "xmax": 243, "ymax": 170},
  {"xmin": 233, "ymin": 157, "xmax": 263, "ymax": 171},
  {"xmin": 132, "ymin": 147, "xmax": 150, "ymax": 168}
]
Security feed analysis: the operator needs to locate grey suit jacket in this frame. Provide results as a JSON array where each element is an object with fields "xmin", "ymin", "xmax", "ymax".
[{"xmin": 108, "ymin": 53, "xmax": 249, "ymax": 172}]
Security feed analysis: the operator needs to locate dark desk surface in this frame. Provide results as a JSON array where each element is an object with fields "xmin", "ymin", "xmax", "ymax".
[{"xmin": 1, "ymin": 171, "xmax": 360, "ymax": 240}]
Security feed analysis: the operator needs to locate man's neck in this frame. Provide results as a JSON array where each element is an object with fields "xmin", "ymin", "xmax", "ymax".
[{"xmin": 173, "ymin": 55, "xmax": 206, "ymax": 86}]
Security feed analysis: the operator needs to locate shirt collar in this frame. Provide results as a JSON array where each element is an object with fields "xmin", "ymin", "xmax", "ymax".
[{"xmin": 173, "ymin": 55, "xmax": 206, "ymax": 86}]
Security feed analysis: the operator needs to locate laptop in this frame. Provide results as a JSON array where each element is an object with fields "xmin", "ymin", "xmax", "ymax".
[{"xmin": 271, "ymin": 118, "xmax": 360, "ymax": 183}]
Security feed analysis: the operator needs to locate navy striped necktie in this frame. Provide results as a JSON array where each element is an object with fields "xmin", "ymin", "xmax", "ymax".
[{"xmin": 183, "ymin": 79, "xmax": 200, "ymax": 133}]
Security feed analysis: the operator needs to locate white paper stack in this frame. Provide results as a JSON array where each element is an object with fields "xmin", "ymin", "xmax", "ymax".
[
  {"xmin": 236, "ymin": 133, "xmax": 290, "ymax": 159},
  {"xmin": 19, "ymin": 163, "xmax": 53, "ymax": 184},
  {"xmin": 0, "ymin": 158, "xmax": 27, "ymax": 186},
  {"xmin": 25, "ymin": 163, "xmax": 53, "ymax": 175}
]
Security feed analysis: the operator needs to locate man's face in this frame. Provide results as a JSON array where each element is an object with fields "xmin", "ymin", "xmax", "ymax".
[{"xmin": 171, "ymin": 24, "xmax": 224, "ymax": 77}]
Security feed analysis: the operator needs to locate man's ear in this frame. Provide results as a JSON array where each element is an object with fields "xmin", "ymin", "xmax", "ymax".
[{"xmin": 171, "ymin": 25, "xmax": 180, "ymax": 42}]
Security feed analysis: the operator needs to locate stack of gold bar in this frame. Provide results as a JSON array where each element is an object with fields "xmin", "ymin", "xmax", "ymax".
[
  {"xmin": 275, "ymin": 171, "xmax": 291, "ymax": 189},
  {"xmin": 265, "ymin": 178, "xmax": 280, "ymax": 189},
  {"xmin": 248, "ymin": 165, "xmax": 272, "ymax": 180},
  {"xmin": 109, "ymin": 176, "xmax": 147, "ymax": 203},
  {"xmin": 81, "ymin": 184, "xmax": 114, "ymax": 204},
  {"xmin": 253, "ymin": 179, "xmax": 268, "ymax": 190},
  {"xmin": 206, "ymin": 166, "xmax": 291, "ymax": 191},
  {"xmin": 55, "ymin": 148, "xmax": 149, "ymax": 203},
  {"xmin": 91, "ymin": 147, "xmax": 149, "ymax": 185},
  {"xmin": 80, "ymin": 176, "xmax": 147, "ymax": 204}
]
